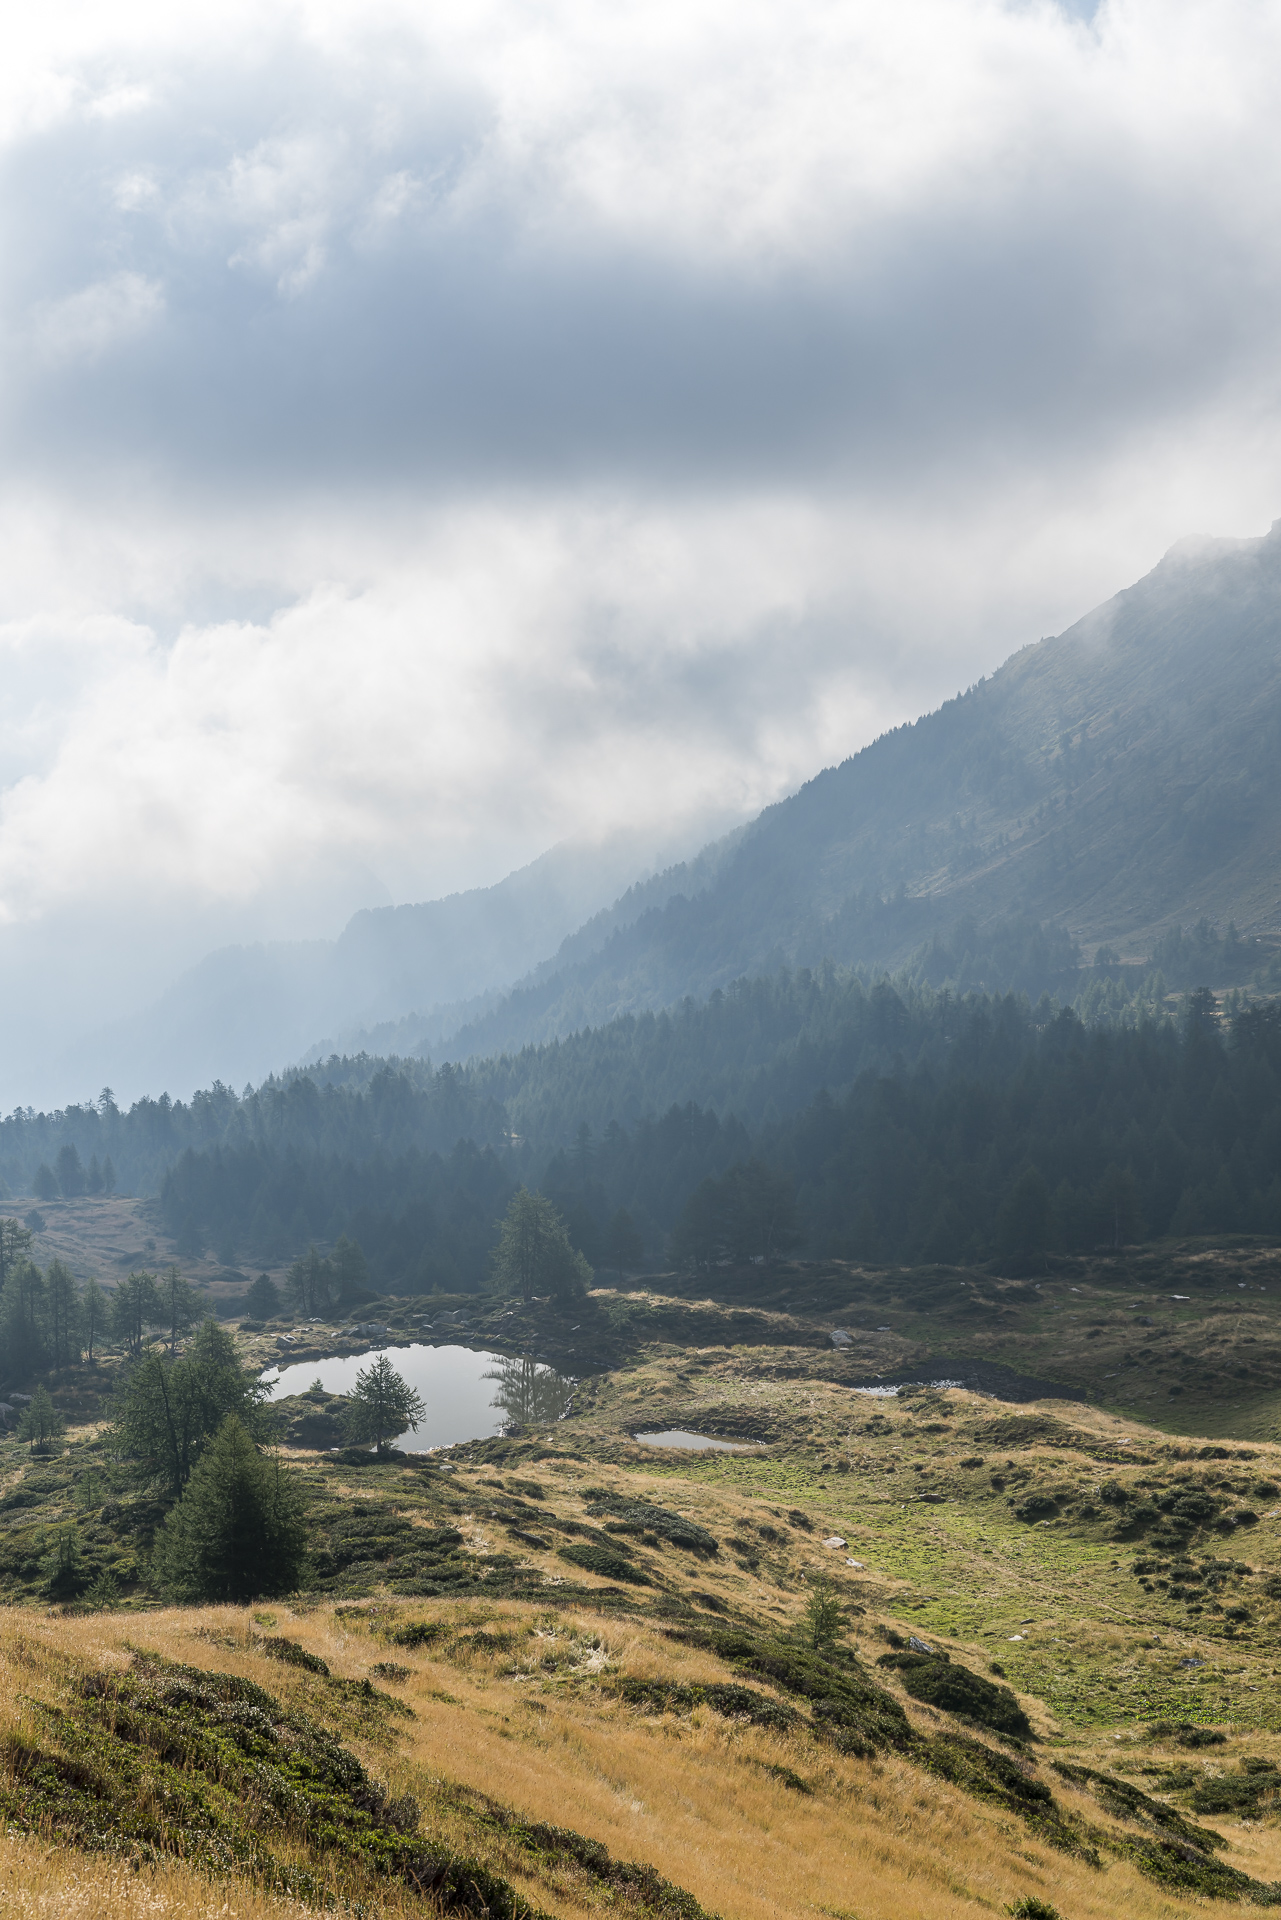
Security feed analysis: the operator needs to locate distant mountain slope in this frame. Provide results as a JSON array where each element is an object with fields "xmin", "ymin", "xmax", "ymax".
[
  {"xmin": 58, "ymin": 826, "xmax": 732, "ymax": 1101},
  {"xmin": 435, "ymin": 523, "xmax": 1281, "ymax": 1058}
]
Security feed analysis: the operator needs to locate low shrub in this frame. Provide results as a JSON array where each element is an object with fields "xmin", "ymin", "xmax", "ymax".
[
  {"xmin": 558, "ymin": 1542, "xmax": 652, "ymax": 1585},
  {"xmin": 878, "ymin": 1650, "xmax": 1033, "ymax": 1739}
]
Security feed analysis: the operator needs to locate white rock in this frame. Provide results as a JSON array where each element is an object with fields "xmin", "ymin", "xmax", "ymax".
[
  {"xmin": 829, "ymin": 1329, "xmax": 853, "ymax": 1348},
  {"xmin": 845, "ymin": 1558, "xmax": 866, "ymax": 1569},
  {"xmin": 823, "ymin": 1535, "xmax": 847, "ymax": 1549}
]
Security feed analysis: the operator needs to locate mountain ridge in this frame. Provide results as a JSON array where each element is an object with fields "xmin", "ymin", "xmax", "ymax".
[{"xmin": 421, "ymin": 523, "xmax": 1281, "ymax": 1061}]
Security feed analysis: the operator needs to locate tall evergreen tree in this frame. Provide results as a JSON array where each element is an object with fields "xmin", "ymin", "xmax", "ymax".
[
  {"xmin": 151, "ymin": 1415, "xmax": 308, "ymax": 1601},
  {"xmin": 491, "ymin": 1189, "xmax": 592, "ymax": 1302},
  {"xmin": 43, "ymin": 1260, "xmax": 81, "ymax": 1371},
  {"xmin": 1, "ymin": 1258, "xmax": 47, "ymax": 1377},
  {"xmin": 81, "ymin": 1277, "xmax": 107, "ymax": 1365},
  {"xmin": 113, "ymin": 1318, "xmax": 265, "ymax": 1496},
  {"xmin": 331, "ymin": 1235, "xmax": 370, "ymax": 1302},
  {"xmin": 286, "ymin": 1246, "xmax": 336, "ymax": 1316},
  {"xmin": 0, "ymin": 1219, "xmax": 33, "ymax": 1289},
  {"xmin": 18, "ymin": 1384, "xmax": 64, "ymax": 1454},
  {"xmin": 111, "ymin": 1271, "xmax": 162, "ymax": 1357},
  {"xmin": 246, "ymin": 1272, "xmax": 281, "ymax": 1318},
  {"xmin": 159, "ymin": 1264, "xmax": 201, "ymax": 1353},
  {"xmin": 56, "ymin": 1143, "xmax": 86, "ymax": 1197}
]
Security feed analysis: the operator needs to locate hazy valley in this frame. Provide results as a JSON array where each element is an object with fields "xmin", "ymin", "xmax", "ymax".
[{"xmin": 0, "ymin": 524, "xmax": 1280, "ymax": 1919}]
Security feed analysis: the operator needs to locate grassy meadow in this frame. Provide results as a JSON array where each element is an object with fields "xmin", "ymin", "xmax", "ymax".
[{"xmin": 5, "ymin": 1242, "xmax": 1281, "ymax": 1915}]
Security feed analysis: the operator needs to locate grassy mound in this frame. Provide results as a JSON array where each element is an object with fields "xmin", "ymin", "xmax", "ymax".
[
  {"xmin": 557, "ymin": 1541, "xmax": 652, "ymax": 1583},
  {"xmin": 2, "ymin": 1653, "xmax": 528, "ymax": 1914},
  {"xmin": 877, "ymin": 1648, "xmax": 1034, "ymax": 1738}
]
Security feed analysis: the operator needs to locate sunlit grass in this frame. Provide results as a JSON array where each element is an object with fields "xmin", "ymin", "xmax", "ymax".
[{"xmin": 2, "ymin": 1592, "xmax": 1280, "ymax": 1920}]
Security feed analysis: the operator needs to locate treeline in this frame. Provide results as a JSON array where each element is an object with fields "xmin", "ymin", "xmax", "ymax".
[
  {"xmin": 5, "ymin": 920, "xmax": 1272, "ymax": 1208},
  {"xmin": 0, "ymin": 1219, "xmax": 194, "ymax": 1384},
  {"xmin": 0, "ymin": 1062, "xmax": 506, "ymax": 1201},
  {"xmin": 768, "ymin": 993, "xmax": 1281, "ymax": 1266},
  {"xmin": 160, "ymin": 1103, "xmax": 751, "ymax": 1290},
  {"xmin": 154, "ymin": 990, "xmax": 1281, "ymax": 1288}
]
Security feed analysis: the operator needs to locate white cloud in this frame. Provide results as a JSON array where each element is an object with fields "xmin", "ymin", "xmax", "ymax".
[
  {"xmin": 36, "ymin": 270, "xmax": 164, "ymax": 364},
  {"xmin": 1, "ymin": 0, "xmax": 1281, "ymax": 1098}
]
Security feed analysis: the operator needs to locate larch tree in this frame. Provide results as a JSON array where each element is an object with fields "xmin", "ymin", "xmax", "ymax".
[{"xmin": 343, "ymin": 1355, "xmax": 426, "ymax": 1456}]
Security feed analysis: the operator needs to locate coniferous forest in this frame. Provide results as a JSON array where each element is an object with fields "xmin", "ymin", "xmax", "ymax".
[{"xmin": 7, "ymin": 967, "xmax": 1280, "ymax": 1294}]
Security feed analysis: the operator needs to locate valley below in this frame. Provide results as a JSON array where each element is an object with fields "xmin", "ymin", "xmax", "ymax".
[{"xmin": 7, "ymin": 1244, "xmax": 1281, "ymax": 1919}]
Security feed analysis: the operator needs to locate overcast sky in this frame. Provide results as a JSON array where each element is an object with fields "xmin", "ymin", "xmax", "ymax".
[{"xmin": 5, "ymin": 0, "xmax": 1281, "ymax": 1101}]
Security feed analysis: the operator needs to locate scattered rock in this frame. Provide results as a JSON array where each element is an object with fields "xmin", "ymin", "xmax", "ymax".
[{"xmin": 823, "ymin": 1536, "xmax": 847, "ymax": 1550}]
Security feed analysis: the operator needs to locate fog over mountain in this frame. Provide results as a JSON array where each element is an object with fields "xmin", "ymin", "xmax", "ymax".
[
  {"xmin": 53, "ymin": 821, "xmax": 741, "ymax": 1105},
  {"xmin": 422, "ymin": 520, "xmax": 1281, "ymax": 1061},
  {"xmin": 7, "ymin": 1, "xmax": 1281, "ymax": 1112},
  {"xmin": 48, "ymin": 516, "xmax": 1281, "ymax": 1108}
]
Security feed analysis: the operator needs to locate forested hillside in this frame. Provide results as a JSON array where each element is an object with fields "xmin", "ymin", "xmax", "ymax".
[
  {"xmin": 421, "ymin": 526, "xmax": 1281, "ymax": 1061},
  {"xmin": 14, "ymin": 981, "xmax": 1270, "ymax": 1294},
  {"xmin": 40, "ymin": 528, "xmax": 1281, "ymax": 1108}
]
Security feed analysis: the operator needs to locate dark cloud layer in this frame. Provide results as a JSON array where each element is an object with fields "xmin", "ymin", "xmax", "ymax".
[{"xmin": 5, "ymin": 6, "xmax": 1281, "ymax": 490}]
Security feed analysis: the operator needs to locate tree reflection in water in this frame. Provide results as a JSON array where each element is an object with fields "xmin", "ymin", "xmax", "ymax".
[{"xmin": 484, "ymin": 1355, "xmax": 575, "ymax": 1431}]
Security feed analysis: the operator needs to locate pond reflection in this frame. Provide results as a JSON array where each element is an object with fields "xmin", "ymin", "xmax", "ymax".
[
  {"xmin": 485, "ymin": 1354, "xmax": 577, "ymax": 1431},
  {"xmin": 262, "ymin": 1342, "xmax": 574, "ymax": 1450}
]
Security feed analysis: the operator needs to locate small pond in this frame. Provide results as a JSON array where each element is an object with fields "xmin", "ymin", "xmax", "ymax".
[
  {"xmin": 261, "ymin": 1346, "xmax": 575, "ymax": 1451},
  {"xmin": 632, "ymin": 1429, "xmax": 763, "ymax": 1452}
]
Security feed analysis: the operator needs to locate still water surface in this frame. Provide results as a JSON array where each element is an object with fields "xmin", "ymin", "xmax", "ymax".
[{"xmin": 261, "ymin": 1345, "xmax": 574, "ymax": 1451}]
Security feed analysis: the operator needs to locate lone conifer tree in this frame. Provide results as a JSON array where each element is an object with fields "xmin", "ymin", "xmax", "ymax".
[
  {"xmin": 491, "ymin": 1189, "xmax": 592, "ymax": 1302},
  {"xmin": 151, "ymin": 1415, "xmax": 308, "ymax": 1601},
  {"xmin": 343, "ymin": 1355, "xmax": 426, "ymax": 1455},
  {"xmin": 246, "ymin": 1272, "xmax": 281, "ymax": 1319},
  {"xmin": 18, "ymin": 1385, "xmax": 65, "ymax": 1454}
]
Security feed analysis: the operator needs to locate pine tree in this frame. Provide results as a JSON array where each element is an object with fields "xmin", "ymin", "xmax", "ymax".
[
  {"xmin": 343, "ymin": 1355, "xmax": 426, "ymax": 1456},
  {"xmin": 151, "ymin": 1416, "xmax": 309, "ymax": 1601},
  {"xmin": 803, "ymin": 1576, "xmax": 843, "ymax": 1651},
  {"xmin": 491, "ymin": 1190, "xmax": 592, "ymax": 1302},
  {"xmin": 81, "ymin": 1277, "xmax": 107, "ymax": 1364},
  {"xmin": 43, "ymin": 1260, "xmax": 81, "ymax": 1370},
  {"xmin": 1, "ymin": 1258, "xmax": 48, "ymax": 1376},
  {"xmin": 18, "ymin": 1384, "xmax": 65, "ymax": 1454},
  {"xmin": 56, "ymin": 1143, "xmax": 86, "ymax": 1197},
  {"xmin": 331, "ymin": 1235, "xmax": 370, "ymax": 1303},
  {"xmin": 111, "ymin": 1271, "xmax": 162, "ymax": 1357},
  {"xmin": 286, "ymin": 1246, "xmax": 335, "ymax": 1316},
  {"xmin": 42, "ymin": 1528, "xmax": 83, "ymax": 1600},
  {"xmin": 0, "ymin": 1219, "xmax": 33, "ymax": 1289},
  {"xmin": 159, "ymin": 1264, "xmax": 201, "ymax": 1353},
  {"xmin": 113, "ymin": 1318, "xmax": 266, "ymax": 1496},
  {"xmin": 246, "ymin": 1272, "xmax": 281, "ymax": 1319}
]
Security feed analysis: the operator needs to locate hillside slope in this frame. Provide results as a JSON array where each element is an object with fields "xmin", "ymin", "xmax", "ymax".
[
  {"xmin": 8, "ymin": 1335, "xmax": 1281, "ymax": 1920},
  {"xmin": 437, "ymin": 524, "xmax": 1281, "ymax": 1057}
]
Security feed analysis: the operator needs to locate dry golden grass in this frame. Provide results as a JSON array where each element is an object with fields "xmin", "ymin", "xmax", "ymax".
[
  {"xmin": 2, "ymin": 1597, "xmax": 1277, "ymax": 1920},
  {"xmin": 0, "ymin": 1829, "xmax": 315, "ymax": 1919}
]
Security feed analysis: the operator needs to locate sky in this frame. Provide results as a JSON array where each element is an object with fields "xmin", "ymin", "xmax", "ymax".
[{"xmin": 5, "ymin": 0, "xmax": 1281, "ymax": 1104}]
